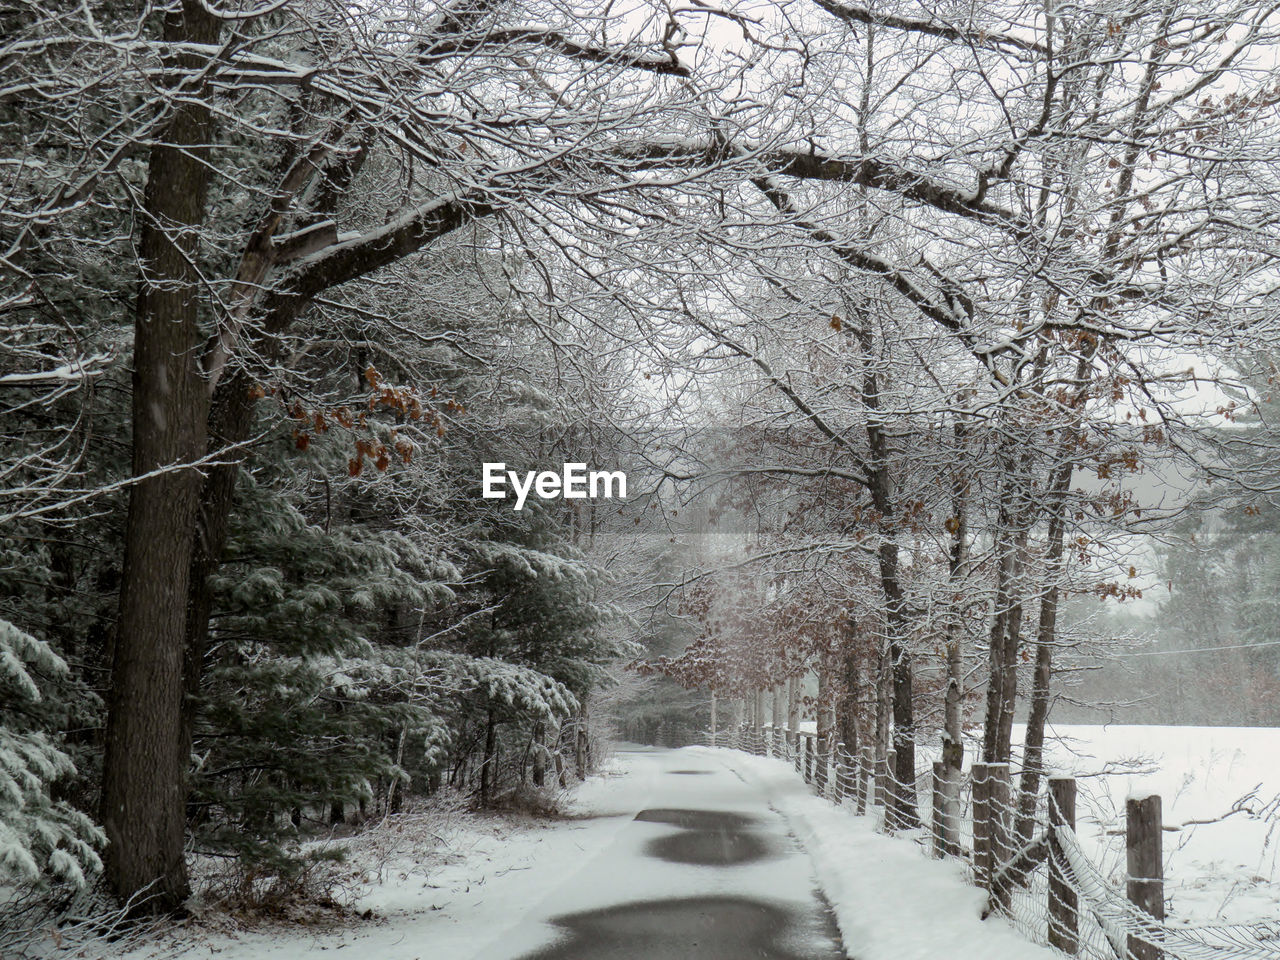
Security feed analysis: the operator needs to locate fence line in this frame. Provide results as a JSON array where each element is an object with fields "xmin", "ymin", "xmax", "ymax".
[{"xmin": 704, "ymin": 726, "xmax": 1280, "ymax": 960}]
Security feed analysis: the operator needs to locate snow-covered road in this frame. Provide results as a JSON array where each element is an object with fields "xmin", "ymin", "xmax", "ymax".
[{"xmin": 467, "ymin": 744, "xmax": 844, "ymax": 960}]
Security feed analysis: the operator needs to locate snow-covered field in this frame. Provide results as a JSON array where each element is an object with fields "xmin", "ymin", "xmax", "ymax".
[{"xmin": 1018, "ymin": 724, "xmax": 1280, "ymax": 926}]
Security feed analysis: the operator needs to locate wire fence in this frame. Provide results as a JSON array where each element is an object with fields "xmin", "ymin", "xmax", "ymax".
[{"xmin": 703, "ymin": 726, "xmax": 1280, "ymax": 960}]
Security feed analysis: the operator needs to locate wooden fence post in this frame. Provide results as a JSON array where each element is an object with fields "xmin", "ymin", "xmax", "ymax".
[
  {"xmin": 857, "ymin": 746, "xmax": 872, "ymax": 814},
  {"xmin": 815, "ymin": 736, "xmax": 829, "ymax": 795},
  {"xmin": 988, "ymin": 763, "xmax": 1012, "ymax": 907},
  {"xmin": 1127, "ymin": 794, "xmax": 1164, "ymax": 960},
  {"xmin": 709, "ymin": 689, "xmax": 717, "ymax": 747},
  {"xmin": 937, "ymin": 761, "xmax": 961, "ymax": 858},
  {"xmin": 1048, "ymin": 777, "xmax": 1078, "ymax": 955},
  {"xmin": 833, "ymin": 742, "xmax": 847, "ymax": 802},
  {"xmin": 931, "ymin": 762, "xmax": 946, "ymax": 858},
  {"xmin": 805, "ymin": 734, "xmax": 816, "ymax": 784},
  {"xmin": 972, "ymin": 762, "xmax": 992, "ymax": 889},
  {"xmin": 753, "ymin": 689, "xmax": 764, "ymax": 750}
]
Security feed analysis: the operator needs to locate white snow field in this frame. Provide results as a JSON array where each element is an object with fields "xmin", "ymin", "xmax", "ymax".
[{"xmin": 1017, "ymin": 724, "xmax": 1280, "ymax": 926}]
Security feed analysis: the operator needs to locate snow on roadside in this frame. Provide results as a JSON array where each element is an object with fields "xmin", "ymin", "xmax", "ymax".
[
  {"xmin": 697, "ymin": 746, "xmax": 1062, "ymax": 960},
  {"xmin": 101, "ymin": 754, "xmax": 643, "ymax": 960}
]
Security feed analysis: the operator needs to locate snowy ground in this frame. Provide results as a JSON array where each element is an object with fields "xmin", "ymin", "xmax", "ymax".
[
  {"xmin": 103, "ymin": 759, "xmax": 654, "ymax": 959},
  {"xmin": 90, "ymin": 728, "xmax": 1280, "ymax": 959},
  {"xmin": 97, "ymin": 743, "xmax": 1076, "ymax": 960}
]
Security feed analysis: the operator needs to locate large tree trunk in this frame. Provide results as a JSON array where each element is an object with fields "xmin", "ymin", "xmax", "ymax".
[
  {"xmin": 100, "ymin": 0, "xmax": 220, "ymax": 912},
  {"xmin": 815, "ymin": 659, "xmax": 833, "ymax": 744},
  {"xmin": 575, "ymin": 702, "xmax": 590, "ymax": 779},
  {"xmin": 870, "ymin": 490, "xmax": 918, "ymax": 828},
  {"xmin": 940, "ymin": 412, "xmax": 971, "ymax": 855},
  {"xmin": 838, "ymin": 647, "xmax": 861, "ymax": 758}
]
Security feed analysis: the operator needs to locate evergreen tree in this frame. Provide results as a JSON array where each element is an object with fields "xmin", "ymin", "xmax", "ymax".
[{"xmin": 0, "ymin": 618, "xmax": 102, "ymax": 889}]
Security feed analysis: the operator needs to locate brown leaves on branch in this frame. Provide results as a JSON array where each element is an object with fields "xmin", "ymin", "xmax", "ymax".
[{"xmin": 261, "ymin": 364, "xmax": 463, "ymax": 478}]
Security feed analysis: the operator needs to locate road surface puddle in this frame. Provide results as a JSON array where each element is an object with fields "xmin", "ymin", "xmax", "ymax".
[
  {"xmin": 515, "ymin": 896, "xmax": 842, "ymax": 960},
  {"xmin": 634, "ymin": 808, "xmax": 756, "ymax": 830},
  {"xmin": 634, "ymin": 807, "xmax": 775, "ymax": 866}
]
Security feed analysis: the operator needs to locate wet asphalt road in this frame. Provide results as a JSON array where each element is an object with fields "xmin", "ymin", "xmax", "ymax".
[{"xmin": 476, "ymin": 745, "xmax": 845, "ymax": 960}]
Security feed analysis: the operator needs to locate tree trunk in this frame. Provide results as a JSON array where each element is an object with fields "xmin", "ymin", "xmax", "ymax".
[
  {"xmin": 388, "ymin": 727, "xmax": 407, "ymax": 814},
  {"xmin": 816, "ymin": 658, "xmax": 834, "ymax": 793},
  {"xmin": 837, "ymin": 651, "xmax": 860, "ymax": 759},
  {"xmin": 480, "ymin": 707, "xmax": 497, "ymax": 805},
  {"xmin": 1016, "ymin": 452, "xmax": 1075, "ymax": 840},
  {"xmin": 997, "ymin": 537, "xmax": 1028, "ymax": 763},
  {"xmin": 983, "ymin": 459, "xmax": 1031, "ymax": 765},
  {"xmin": 575, "ymin": 704, "xmax": 590, "ymax": 779},
  {"xmin": 874, "ymin": 645, "xmax": 891, "ymax": 771},
  {"xmin": 942, "ymin": 408, "xmax": 970, "ymax": 778},
  {"xmin": 532, "ymin": 720, "xmax": 546, "ymax": 787},
  {"xmin": 857, "ymin": 325, "xmax": 918, "ymax": 829},
  {"xmin": 942, "ymin": 530, "xmax": 967, "ymax": 772},
  {"xmin": 815, "ymin": 662, "xmax": 832, "ymax": 744},
  {"xmin": 786, "ymin": 676, "xmax": 800, "ymax": 747},
  {"xmin": 983, "ymin": 516, "xmax": 1014, "ymax": 764},
  {"xmin": 100, "ymin": 0, "xmax": 220, "ymax": 912}
]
